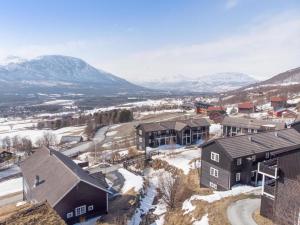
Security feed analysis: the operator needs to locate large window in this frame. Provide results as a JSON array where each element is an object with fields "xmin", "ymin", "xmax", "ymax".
[
  {"xmin": 211, "ymin": 152, "xmax": 220, "ymax": 162},
  {"xmin": 75, "ymin": 205, "xmax": 86, "ymax": 217},
  {"xmin": 265, "ymin": 152, "xmax": 270, "ymax": 159},
  {"xmin": 210, "ymin": 167, "xmax": 219, "ymax": 178},
  {"xmin": 237, "ymin": 158, "xmax": 242, "ymax": 166}
]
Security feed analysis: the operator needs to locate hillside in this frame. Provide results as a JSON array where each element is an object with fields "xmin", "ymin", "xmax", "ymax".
[
  {"xmin": 138, "ymin": 72, "xmax": 257, "ymax": 93},
  {"xmin": 0, "ymin": 55, "xmax": 146, "ymax": 95}
]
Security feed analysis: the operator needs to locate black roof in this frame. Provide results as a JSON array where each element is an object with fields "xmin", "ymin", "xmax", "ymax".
[
  {"xmin": 202, "ymin": 129, "xmax": 300, "ymax": 159},
  {"xmin": 20, "ymin": 147, "xmax": 110, "ymax": 207}
]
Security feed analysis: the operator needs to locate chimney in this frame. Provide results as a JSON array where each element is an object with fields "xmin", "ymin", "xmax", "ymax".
[{"xmin": 34, "ymin": 175, "xmax": 40, "ymax": 187}]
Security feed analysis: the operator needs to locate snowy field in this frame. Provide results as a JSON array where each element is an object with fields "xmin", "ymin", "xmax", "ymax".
[
  {"xmin": 0, "ymin": 125, "xmax": 86, "ymax": 147},
  {"xmin": 118, "ymin": 168, "xmax": 144, "ymax": 193}
]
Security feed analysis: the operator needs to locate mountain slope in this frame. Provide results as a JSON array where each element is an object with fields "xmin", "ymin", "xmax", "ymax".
[
  {"xmin": 258, "ymin": 67, "xmax": 300, "ymax": 86},
  {"xmin": 0, "ymin": 55, "xmax": 145, "ymax": 95},
  {"xmin": 138, "ymin": 73, "xmax": 257, "ymax": 93}
]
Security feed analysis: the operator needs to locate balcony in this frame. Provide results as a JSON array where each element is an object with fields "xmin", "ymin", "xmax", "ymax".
[
  {"xmin": 258, "ymin": 158, "xmax": 278, "ymax": 179},
  {"xmin": 263, "ymin": 180, "xmax": 276, "ymax": 198}
]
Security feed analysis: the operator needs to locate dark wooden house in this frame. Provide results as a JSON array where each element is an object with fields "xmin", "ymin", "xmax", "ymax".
[
  {"xmin": 207, "ymin": 106, "xmax": 226, "ymax": 123},
  {"xmin": 221, "ymin": 116, "xmax": 285, "ymax": 137},
  {"xmin": 136, "ymin": 118, "xmax": 210, "ymax": 150},
  {"xmin": 0, "ymin": 149, "xmax": 13, "ymax": 163},
  {"xmin": 258, "ymin": 146, "xmax": 300, "ymax": 225},
  {"xmin": 200, "ymin": 129, "xmax": 300, "ymax": 191},
  {"xmin": 238, "ymin": 102, "xmax": 256, "ymax": 114},
  {"xmin": 270, "ymin": 96, "xmax": 287, "ymax": 111},
  {"xmin": 20, "ymin": 147, "xmax": 110, "ymax": 225}
]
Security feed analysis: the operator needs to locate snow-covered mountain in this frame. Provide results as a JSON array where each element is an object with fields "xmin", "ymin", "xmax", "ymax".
[
  {"xmin": 138, "ymin": 73, "xmax": 257, "ymax": 93},
  {"xmin": 0, "ymin": 55, "xmax": 145, "ymax": 94}
]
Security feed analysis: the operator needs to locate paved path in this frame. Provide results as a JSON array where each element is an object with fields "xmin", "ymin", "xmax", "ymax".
[
  {"xmin": 63, "ymin": 125, "xmax": 110, "ymax": 157},
  {"xmin": 227, "ymin": 198, "xmax": 260, "ymax": 225}
]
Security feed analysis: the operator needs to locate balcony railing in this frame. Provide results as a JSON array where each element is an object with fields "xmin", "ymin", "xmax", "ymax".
[{"xmin": 258, "ymin": 159, "xmax": 278, "ymax": 179}]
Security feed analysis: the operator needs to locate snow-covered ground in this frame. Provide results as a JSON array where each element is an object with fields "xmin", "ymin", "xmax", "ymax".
[
  {"xmin": 118, "ymin": 168, "xmax": 144, "ymax": 193},
  {"xmin": 0, "ymin": 125, "xmax": 86, "ymax": 147},
  {"xmin": 39, "ymin": 99, "xmax": 74, "ymax": 106},
  {"xmin": 0, "ymin": 177, "xmax": 23, "ymax": 197},
  {"xmin": 193, "ymin": 214, "xmax": 209, "ymax": 225},
  {"xmin": 182, "ymin": 185, "xmax": 260, "ymax": 214},
  {"xmin": 152, "ymin": 148, "xmax": 201, "ymax": 175},
  {"xmin": 106, "ymin": 131, "xmax": 118, "ymax": 137}
]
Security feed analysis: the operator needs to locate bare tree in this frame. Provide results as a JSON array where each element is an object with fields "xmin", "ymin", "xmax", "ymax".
[
  {"xmin": 158, "ymin": 173, "xmax": 181, "ymax": 209},
  {"xmin": 36, "ymin": 132, "xmax": 57, "ymax": 148},
  {"xmin": 20, "ymin": 137, "xmax": 33, "ymax": 155}
]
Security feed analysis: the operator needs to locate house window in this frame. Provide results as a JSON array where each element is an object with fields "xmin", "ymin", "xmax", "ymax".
[
  {"xmin": 254, "ymin": 129, "xmax": 258, "ymax": 133},
  {"xmin": 252, "ymin": 155, "xmax": 256, "ymax": 161},
  {"xmin": 139, "ymin": 130, "xmax": 142, "ymax": 135},
  {"xmin": 265, "ymin": 152, "xmax": 270, "ymax": 159},
  {"xmin": 209, "ymin": 182, "xmax": 217, "ymax": 189},
  {"xmin": 88, "ymin": 205, "xmax": 94, "ymax": 211},
  {"xmin": 158, "ymin": 131, "xmax": 161, "ymax": 135},
  {"xmin": 251, "ymin": 171, "xmax": 256, "ymax": 178},
  {"xmin": 67, "ymin": 212, "xmax": 73, "ymax": 219},
  {"xmin": 139, "ymin": 137, "xmax": 142, "ymax": 143},
  {"xmin": 211, "ymin": 152, "xmax": 220, "ymax": 162},
  {"xmin": 248, "ymin": 128, "xmax": 252, "ymax": 133},
  {"xmin": 236, "ymin": 173, "xmax": 241, "ymax": 182},
  {"xmin": 210, "ymin": 167, "xmax": 219, "ymax": 178},
  {"xmin": 237, "ymin": 158, "xmax": 242, "ymax": 166},
  {"xmin": 75, "ymin": 205, "xmax": 86, "ymax": 216}
]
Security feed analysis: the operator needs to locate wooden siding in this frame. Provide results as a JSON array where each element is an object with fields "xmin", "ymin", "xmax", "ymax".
[
  {"xmin": 260, "ymin": 195, "xmax": 274, "ymax": 220},
  {"xmin": 54, "ymin": 181, "xmax": 107, "ymax": 225}
]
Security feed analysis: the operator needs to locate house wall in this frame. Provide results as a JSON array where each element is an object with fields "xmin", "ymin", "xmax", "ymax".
[
  {"xmin": 273, "ymin": 150, "xmax": 300, "ymax": 225},
  {"xmin": 200, "ymin": 143, "xmax": 232, "ymax": 190},
  {"xmin": 54, "ymin": 181, "xmax": 107, "ymax": 225},
  {"xmin": 260, "ymin": 195, "xmax": 274, "ymax": 220}
]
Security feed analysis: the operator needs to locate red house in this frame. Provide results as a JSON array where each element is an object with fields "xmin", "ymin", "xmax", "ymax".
[{"xmin": 238, "ymin": 102, "xmax": 256, "ymax": 114}]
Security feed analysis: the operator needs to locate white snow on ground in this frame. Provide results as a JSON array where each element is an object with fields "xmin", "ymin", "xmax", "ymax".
[
  {"xmin": 288, "ymin": 97, "xmax": 300, "ymax": 104},
  {"xmin": 182, "ymin": 185, "xmax": 260, "ymax": 214},
  {"xmin": 0, "ymin": 177, "xmax": 23, "ymax": 197},
  {"xmin": 193, "ymin": 214, "xmax": 209, "ymax": 225},
  {"xmin": 209, "ymin": 124, "xmax": 222, "ymax": 135},
  {"xmin": 128, "ymin": 184, "xmax": 157, "ymax": 225},
  {"xmin": 153, "ymin": 149, "xmax": 201, "ymax": 175},
  {"xmin": 74, "ymin": 216, "xmax": 101, "ymax": 225},
  {"xmin": 0, "ymin": 165, "xmax": 21, "ymax": 179},
  {"xmin": 118, "ymin": 168, "xmax": 143, "ymax": 193},
  {"xmin": 40, "ymin": 99, "xmax": 74, "ymax": 106},
  {"xmin": 106, "ymin": 131, "xmax": 118, "ymax": 137},
  {"xmin": 122, "ymin": 99, "xmax": 183, "ymax": 107},
  {"xmin": 0, "ymin": 125, "xmax": 86, "ymax": 147},
  {"xmin": 110, "ymin": 124, "xmax": 121, "ymax": 129}
]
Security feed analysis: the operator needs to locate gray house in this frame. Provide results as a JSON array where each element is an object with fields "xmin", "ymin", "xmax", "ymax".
[
  {"xmin": 136, "ymin": 118, "xmax": 210, "ymax": 150},
  {"xmin": 200, "ymin": 129, "xmax": 300, "ymax": 191},
  {"xmin": 221, "ymin": 116, "xmax": 286, "ymax": 137},
  {"xmin": 20, "ymin": 147, "xmax": 110, "ymax": 224}
]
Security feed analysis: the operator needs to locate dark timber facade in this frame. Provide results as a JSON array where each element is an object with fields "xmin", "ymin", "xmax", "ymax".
[
  {"xmin": 136, "ymin": 118, "xmax": 210, "ymax": 150},
  {"xmin": 258, "ymin": 147, "xmax": 300, "ymax": 225},
  {"xmin": 20, "ymin": 147, "xmax": 110, "ymax": 225},
  {"xmin": 200, "ymin": 129, "xmax": 300, "ymax": 191},
  {"xmin": 221, "ymin": 116, "xmax": 286, "ymax": 137}
]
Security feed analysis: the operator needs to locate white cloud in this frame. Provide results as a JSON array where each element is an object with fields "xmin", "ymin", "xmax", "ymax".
[
  {"xmin": 102, "ymin": 11, "xmax": 300, "ymax": 82},
  {"xmin": 225, "ymin": 0, "xmax": 239, "ymax": 10},
  {"xmin": 0, "ymin": 11, "xmax": 300, "ymax": 84}
]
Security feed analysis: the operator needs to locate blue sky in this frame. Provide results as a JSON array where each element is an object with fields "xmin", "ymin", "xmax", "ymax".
[{"xmin": 0, "ymin": 0, "xmax": 300, "ymax": 82}]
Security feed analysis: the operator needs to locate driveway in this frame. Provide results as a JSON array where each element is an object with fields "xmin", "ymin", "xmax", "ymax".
[{"xmin": 227, "ymin": 198, "xmax": 260, "ymax": 225}]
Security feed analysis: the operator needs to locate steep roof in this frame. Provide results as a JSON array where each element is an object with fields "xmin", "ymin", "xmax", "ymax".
[
  {"xmin": 238, "ymin": 102, "xmax": 255, "ymax": 109},
  {"xmin": 202, "ymin": 129, "xmax": 300, "ymax": 159},
  {"xmin": 270, "ymin": 96, "xmax": 287, "ymax": 102},
  {"xmin": 20, "ymin": 147, "xmax": 109, "ymax": 207},
  {"xmin": 222, "ymin": 116, "xmax": 285, "ymax": 130},
  {"xmin": 137, "ymin": 118, "xmax": 210, "ymax": 132}
]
